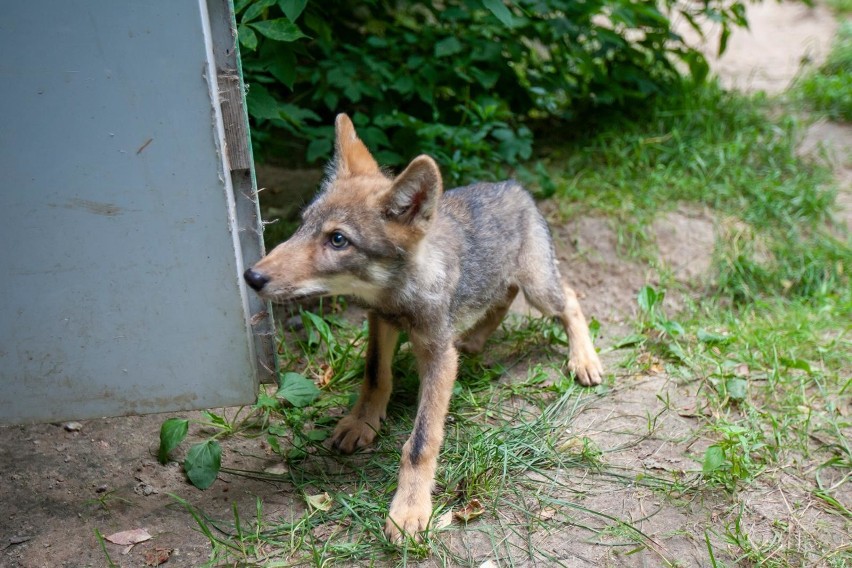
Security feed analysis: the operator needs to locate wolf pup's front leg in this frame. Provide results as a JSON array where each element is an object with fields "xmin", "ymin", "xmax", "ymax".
[
  {"xmin": 384, "ymin": 332, "xmax": 457, "ymax": 541},
  {"xmin": 331, "ymin": 313, "xmax": 399, "ymax": 453}
]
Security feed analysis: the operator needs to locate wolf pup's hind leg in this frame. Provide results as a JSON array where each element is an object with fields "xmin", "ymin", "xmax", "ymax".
[
  {"xmin": 517, "ymin": 218, "xmax": 603, "ymax": 386},
  {"xmin": 456, "ymin": 285, "xmax": 519, "ymax": 354}
]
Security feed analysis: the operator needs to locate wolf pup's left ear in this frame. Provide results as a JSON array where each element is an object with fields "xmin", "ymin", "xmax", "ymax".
[
  {"xmin": 385, "ymin": 155, "xmax": 443, "ymax": 228},
  {"xmin": 333, "ymin": 113, "xmax": 379, "ymax": 177}
]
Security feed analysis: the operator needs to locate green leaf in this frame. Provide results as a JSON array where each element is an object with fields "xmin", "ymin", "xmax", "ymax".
[
  {"xmin": 266, "ymin": 434, "xmax": 282, "ymax": 455},
  {"xmin": 246, "ymin": 84, "xmax": 282, "ymax": 121},
  {"xmin": 237, "ymin": 24, "xmax": 258, "ymax": 51},
  {"xmin": 241, "ymin": 0, "xmax": 276, "ymax": 24},
  {"xmin": 637, "ymin": 285, "xmax": 660, "ymax": 313},
  {"xmin": 470, "ymin": 67, "xmax": 500, "ymax": 89},
  {"xmin": 612, "ymin": 333, "xmax": 646, "ymax": 349},
  {"xmin": 184, "ymin": 440, "xmax": 222, "ymax": 489},
  {"xmin": 588, "ymin": 317, "xmax": 601, "ymax": 340},
  {"xmin": 276, "ymin": 372, "xmax": 320, "ymax": 407},
  {"xmin": 278, "ymin": 0, "xmax": 307, "ymax": 22},
  {"xmin": 481, "ymin": 0, "xmax": 515, "ymax": 27},
  {"xmin": 702, "ymin": 445, "xmax": 726, "ymax": 474},
  {"xmin": 658, "ymin": 319, "xmax": 685, "ymax": 337},
  {"xmin": 781, "ymin": 357, "xmax": 812, "ymax": 374},
  {"xmin": 306, "ymin": 137, "xmax": 332, "ymax": 163},
  {"xmin": 725, "ymin": 377, "xmax": 748, "ymax": 401},
  {"xmin": 250, "ymin": 19, "xmax": 306, "ymax": 42},
  {"xmin": 158, "ymin": 418, "xmax": 189, "ymax": 464},
  {"xmin": 697, "ymin": 329, "xmax": 733, "ymax": 344},
  {"xmin": 203, "ymin": 410, "xmax": 229, "ymax": 429},
  {"xmin": 434, "ymin": 37, "xmax": 463, "ymax": 57},
  {"xmin": 266, "ymin": 49, "xmax": 297, "ymax": 90},
  {"xmin": 254, "ymin": 390, "xmax": 279, "ymax": 411}
]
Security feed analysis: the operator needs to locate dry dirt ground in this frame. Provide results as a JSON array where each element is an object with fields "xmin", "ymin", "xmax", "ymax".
[{"xmin": 2, "ymin": 3, "xmax": 848, "ymax": 567}]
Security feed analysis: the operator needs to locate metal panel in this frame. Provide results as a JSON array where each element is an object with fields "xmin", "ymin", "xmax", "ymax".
[{"xmin": 0, "ymin": 0, "xmax": 274, "ymax": 423}]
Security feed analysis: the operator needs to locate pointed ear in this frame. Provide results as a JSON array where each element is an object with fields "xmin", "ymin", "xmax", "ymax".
[
  {"xmin": 385, "ymin": 155, "xmax": 443, "ymax": 227},
  {"xmin": 333, "ymin": 113, "xmax": 379, "ymax": 177}
]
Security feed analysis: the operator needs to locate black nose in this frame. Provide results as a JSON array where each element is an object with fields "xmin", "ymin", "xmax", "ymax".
[{"xmin": 243, "ymin": 268, "xmax": 270, "ymax": 291}]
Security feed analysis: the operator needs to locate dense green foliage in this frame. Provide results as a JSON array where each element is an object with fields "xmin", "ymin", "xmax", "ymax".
[
  {"xmin": 533, "ymin": 83, "xmax": 848, "ymax": 303},
  {"xmin": 795, "ymin": 21, "xmax": 852, "ymax": 122},
  {"xmin": 236, "ymin": 0, "xmax": 747, "ymax": 180}
]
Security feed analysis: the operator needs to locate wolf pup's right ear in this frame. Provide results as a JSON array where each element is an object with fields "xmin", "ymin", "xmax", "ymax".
[
  {"xmin": 333, "ymin": 113, "xmax": 380, "ymax": 178},
  {"xmin": 385, "ymin": 155, "xmax": 443, "ymax": 229}
]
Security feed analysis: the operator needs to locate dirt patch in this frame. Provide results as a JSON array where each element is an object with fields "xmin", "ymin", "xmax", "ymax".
[
  {"xmin": 0, "ymin": 415, "xmax": 301, "ymax": 567},
  {"xmin": 680, "ymin": 1, "xmax": 838, "ymax": 94},
  {"xmin": 797, "ymin": 118, "xmax": 852, "ymax": 229}
]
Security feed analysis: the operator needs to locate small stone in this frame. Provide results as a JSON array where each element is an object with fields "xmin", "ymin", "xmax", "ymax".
[{"xmin": 63, "ymin": 422, "xmax": 83, "ymax": 432}]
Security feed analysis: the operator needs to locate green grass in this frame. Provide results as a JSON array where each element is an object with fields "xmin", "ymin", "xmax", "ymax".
[
  {"xmin": 827, "ymin": 0, "xmax": 852, "ymax": 14},
  {"xmin": 157, "ymin": 79, "xmax": 851, "ymax": 566},
  {"xmin": 527, "ymin": 81, "xmax": 848, "ymax": 303},
  {"xmin": 795, "ymin": 21, "xmax": 852, "ymax": 122}
]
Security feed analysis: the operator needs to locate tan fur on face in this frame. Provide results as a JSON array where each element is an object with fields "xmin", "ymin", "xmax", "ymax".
[{"xmin": 333, "ymin": 114, "xmax": 380, "ymax": 177}]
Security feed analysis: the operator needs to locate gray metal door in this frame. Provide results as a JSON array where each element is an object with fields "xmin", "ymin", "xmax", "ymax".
[{"xmin": 0, "ymin": 1, "xmax": 274, "ymax": 424}]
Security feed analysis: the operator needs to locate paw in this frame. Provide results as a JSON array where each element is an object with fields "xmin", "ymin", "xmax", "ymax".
[
  {"xmin": 455, "ymin": 335, "xmax": 486, "ymax": 355},
  {"xmin": 384, "ymin": 494, "xmax": 433, "ymax": 542},
  {"xmin": 568, "ymin": 347, "xmax": 604, "ymax": 386},
  {"xmin": 330, "ymin": 413, "xmax": 381, "ymax": 454}
]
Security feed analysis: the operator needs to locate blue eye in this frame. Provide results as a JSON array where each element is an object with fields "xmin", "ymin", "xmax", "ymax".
[{"xmin": 329, "ymin": 231, "xmax": 349, "ymax": 249}]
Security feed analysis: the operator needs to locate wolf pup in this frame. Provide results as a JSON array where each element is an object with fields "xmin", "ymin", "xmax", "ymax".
[{"xmin": 244, "ymin": 114, "xmax": 604, "ymax": 541}]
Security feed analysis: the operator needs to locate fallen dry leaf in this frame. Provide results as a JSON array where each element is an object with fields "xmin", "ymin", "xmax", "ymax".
[
  {"xmin": 306, "ymin": 492, "xmax": 333, "ymax": 512},
  {"xmin": 316, "ymin": 364, "xmax": 333, "ymax": 388},
  {"xmin": 453, "ymin": 498, "xmax": 484, "ymax": 522},
  {"xmin": 263, "ymin": 463, "xmax": 288, "ymax": 476},
  {"xmin": 557, "ymin": 436, "xmax": 585, "ymax": 453},
  {"xmin": 538, "ymin": 506, "xmax": 559, "ymax": 521},
  {"xmin": 144, "ymin": 547, "xmax": 172, "ymax": 566},
  {"xmin": 104, "ymin": 528, "xmax": 151, "ymax": 546}
]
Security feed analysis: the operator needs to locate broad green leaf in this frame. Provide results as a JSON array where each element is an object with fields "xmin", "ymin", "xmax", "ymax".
[
  {"xmin": 781, "ymin": 357, "xmax": 812, "ymax": 374},
  {"xmin": 158, "ymin": 418, "xmax": 188, "ymax": 464},
  {"xmin": 278, "ymin": 0, "xmax": 307, "ymax": 22},
  {"xmin": 203, "ymin": 410, "xmax": 229, "ymax": 429},
  {"xmin": 434, "ymin": 37, "xmax": 463, "ymax": 57},
  {"xmin": 266, "ymin": 49, "xmax": 297, "ymax": 90},
  {"xmin": 612, "ymin": 333, "xmax": 646, "ymax": 349},
  {"xmin": 725, "ymin": 377, "xmax": 748, "ymax": 401},
  {"xmin": 254, "ymin": 390, "xmax": 279, "ymax": 411},
  {"xmin": 481, "ymin": 0, "xmax": 514, "ymax": 27},
  {"xmin": 306, "ymin": 137, "xmax": 332, "ymax": 163},
  {"xmin": 246, "ymin": 84, "xmax": 282, "ymax": 121},
  {"xmin": 658, "ymin": 319, "xmax": 684, "ymax": 337},
  {"xmin": 697, "ymin": 329, "xmax": 733, "ymax": 344},
  {"xmin": 470, "ymin": 67, "xmax": 500, "ymax": 89},
  {"xmin": 237, "ymin": 24, "xmax": 258, "ymax": 51},
  {"xmin": 184, "ymin": 440, "xmax": 222, "ymax": 489},
  {"xmin": 266, "ymin": 434, "xmax": 282, "ymax": 455},
  {"xmin": 276, "ymin": 372, "xmax": 320, "ymax": 407},
  {"xmin": 267, "ymin": 423, "xmax": 289, "ymax": 436},
  {"xmin": 242, "ymin": 0, "xmax": 276, "ymax": 24},
  {"xmin": 702, "ymin": 445, "xmax": 725, "ymax": 474},
  {"xmin": 250, "ymin": 18, "xmax": 306, "ymax": 42},
  {"xmin": 637, "ymin": 285, "xmax": 659, "ymax": 313}
]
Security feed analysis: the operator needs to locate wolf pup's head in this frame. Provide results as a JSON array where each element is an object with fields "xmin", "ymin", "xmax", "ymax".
[{"xmin": 244, "ymin": 114, "xmax": 443, "ymax": 306}]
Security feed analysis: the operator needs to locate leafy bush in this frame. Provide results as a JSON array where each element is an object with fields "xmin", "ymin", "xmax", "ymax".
[
  {"xmin": 795, "ymin": 21, "xmax": 852, "ymax": 122},
  {"xmin": 237, "ymin": 0, "xmax": 748, "ymax": 181}
]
